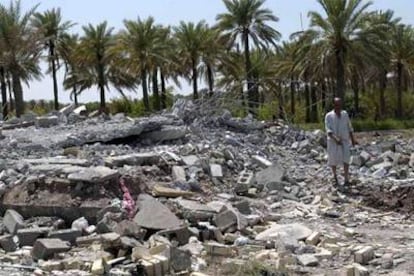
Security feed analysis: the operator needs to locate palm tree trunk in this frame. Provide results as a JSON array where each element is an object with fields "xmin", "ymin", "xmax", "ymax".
[
  {"xmin": 278, "ymin": 82, "xmax": 284, "ymax": 120},
  {"xmin": 50, "ymin": 41, "xmax": 59, "ymax": 110},
  {"xmin": 304, "ymin": 71, "xmax": 310, "ymax": 123},
  {"xmin": 142, "ymin": 69, "xmax": 150, "ymax": 111},
  {"xmin": 243, "ymin": 30, "xmax": 255, "ymax": 113},
  {"xmin": 0, "ymin": 67, "xmax": 8, "ymax": 120},
  {"xmin": 12, "ymin": 73, "xmax": 24, "ymax": 118},
  {"xmin": 379, "ymin": 70, "xmax": 387, "ymax": 119},
  {"xmin": 152, "ymin": 68, "xmax": 160, "ymax": 110},
  {"xmin": 207, "ymin": 64, "xmax": 214, "ymax": 97},
  {"xmin": 321, "ymin": 80, "xmax": 327, "ymax": 113},
  {"xmin": 99, "ymin": 83, "xmax": 106, "ymax": 113},
  {"xmin": 396, "ymin": 62, "xmax": 403, "ymax": 118},
  {"xmin": 351, "ymin": 73, "xmax": 359, "ymax": 116},
  {"xmin": 192, "ymin": 58, "xmax": 198, "ymax": 100},
  {"xmin": 73, "ymin": 85, "xmax": 78, "ymax": 106},
  {"xmin": 310, "ymin": 83, "xmax": 318, "ymax": 123},
  {"xmin": 160, "ymin": 70, "xmax": 167, "ymax": 109},
  {"xmin": 6, "ymin": 73, "xmax": 13, "ymax": 113},
  {"xmin": 290, "ymin": 77, "xmax": 295, "ymax": 116},
  {"xmin": 336, "ymin": 49, "xmax": 345, "ymax": 100}
]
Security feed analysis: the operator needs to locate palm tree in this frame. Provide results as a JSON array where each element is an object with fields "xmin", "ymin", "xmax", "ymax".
[
  {"xmin": 77, "ymin": 22, "xmax": 134, "ymax": 112},
  {"xmin": 174, "ymin": 21, "xmax": 210, "ymax": 100},
  {"xmin": 388, "ymin": 24, "xmax": 414, "ymax": 118},
  {"xmin": 59, "ymin": 33, "xmax": 82, "ymax": 105},
  {"xmin": 216, "ymin": 0, "xmax": 280, "ymax": 112},
  {"xmin": 365, "ymin": 10, "xmax": 401, "ymax": 118},
  {"xmin": 308, "ymin": 0, "xmax": 379, "ymax": 101},
  {"xmin": 0, "ymin": 0, "xmax": 43, "ymax": 117},
  {"xmin": 32, "ymin": 8, "xmax": 74, "ymax": 110},
  {"xmin": 200, "ymin": 27, "xmax": 227, "ymax": 96},
  {"xmin": 119, "ymin": 17, "xmax": 165, "ymax": 111}
]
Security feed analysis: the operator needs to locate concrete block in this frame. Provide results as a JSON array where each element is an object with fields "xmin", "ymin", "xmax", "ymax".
[
  {"xmin": 306, "ymin": 231, "xmax": 322, "ymax": 246},
  {"xmin": 91, "ymin": 258, "xmax": 105, "ymax": 275},
  {"xmin": 353, "ymin": 263, "xmax": 369, "ymax": 276},
  {"xmin": 3, "ymin": 209, "xmax": 25, "ymax": 234},
  {"xmin": 153, "ymin": 254, "xmax": 169, "ymax": 274},
  {"xmin": 210, "ymin": 164, "xmax": 223, "ymax": 178},
  {"xmin": 32, "ymin": 238, "xmax": 71, "ymax": 260},
  {"xmin": 205, "ymin": 242, "xmax": 235, "ymax": 257},
  {"xmin": 355, "ymin": 246, "xmax": 374, "ymax": 265}
]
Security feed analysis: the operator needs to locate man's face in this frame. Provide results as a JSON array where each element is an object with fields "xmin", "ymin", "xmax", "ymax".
[{"xmin": 334, "ymin": 99, "xmax": 341, "ymax": 113}]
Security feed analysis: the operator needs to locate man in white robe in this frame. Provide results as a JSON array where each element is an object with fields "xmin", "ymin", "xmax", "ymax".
[{"xmin": 325, "ymin": 98, "xmax": 356, "ymax": 186}]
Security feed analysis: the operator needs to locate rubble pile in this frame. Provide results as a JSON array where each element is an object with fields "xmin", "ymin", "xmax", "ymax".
[{"xmin": 0, "ymin": 101, "xmax": 412, "ymax": 275}]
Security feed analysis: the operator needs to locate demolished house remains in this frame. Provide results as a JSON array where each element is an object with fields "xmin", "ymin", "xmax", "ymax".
[{"xmin": 0, "ymin": 97, "xmax": 412, "ymax": 275}]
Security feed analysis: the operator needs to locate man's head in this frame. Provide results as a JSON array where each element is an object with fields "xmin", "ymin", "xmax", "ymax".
[{"xmin": 333, "ymin": 97, "xmax": 342, "ymax": 113}]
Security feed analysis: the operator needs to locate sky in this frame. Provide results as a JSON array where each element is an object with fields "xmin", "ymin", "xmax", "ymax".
[{"xmin": 15, "ymin": 0, "xmax": 414, "ymax": 104}]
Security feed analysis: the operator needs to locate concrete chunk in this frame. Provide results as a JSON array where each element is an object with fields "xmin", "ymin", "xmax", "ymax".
[
  {"xmin": 134, "ymin": 194, "xmax": 182, "ymax": 230},
  {"xmin": 213, "ymin": 210, "xmax": 237, "ymax": 231},
  {"xmin": 353, "ymin": 263, "xmax": 369, "ymax": 276},
  {"xmin": 297, "ymin": 254, "xmax": 319, "ymax": 267},
  {"xmin": 256, "ymin": 223, "xmax": 312, "ymax": 243},
  {"xmin": 172, "ymin": 166, "xmax": 186, "ymax": 182},
  {"xmin": 355, "ymin": 246, "xmax": 374, "ymax": 265},
  {"xmin": 210, "ymin": 164, "xmax": 223, "ymax": 178},
  {"xmin": 48, "ymin": 229, "xmax": 82, "ymax": 244},
  {"xmin": 17, "ymin": 227, "xmax": 51, "ymax": 246},
  {"xmin": 306, "ymin": 231, "xmax": 322, "ymax": 246},
  {"xmin": 0, "ymin": 234, "xmax": 18, "ymax": 252},
  {"xmin": 91, "ymin": 258, "xmax": 105, "ymax": 275},
  {"xmin": 105, "ymin": 153, "xmax": 160, "ymax": 167},
  {"xmin": 32, "ymin": 238, "xmax": 71, "ymax": 260},
  {"xmin": 68, "ymin": 166, "xmax": 118, "ymax": 183},
  {"xmin": 252, "ymin": 155, "xmax": 273, "ymax": 168},
  {"xmin": 3, "ymin": 209, "xmax": 25, "ymax": 234},
  {"xmin": 205, "ymin": 242, "xmax": 235, "ymax": 257}
]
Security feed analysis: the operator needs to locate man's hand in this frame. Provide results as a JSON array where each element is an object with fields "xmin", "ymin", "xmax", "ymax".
[
  {"xmin": 351, "ymin": 138, "xmax": 358, "ymax": 147},
  {"xmin": 335, "ymin": 136, "xmax": 342, "ymax": 145}
]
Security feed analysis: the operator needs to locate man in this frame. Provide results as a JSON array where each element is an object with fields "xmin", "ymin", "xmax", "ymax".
[{"xmin": 325, "ymin": 98, "xmax": 356, "ymax": 186}]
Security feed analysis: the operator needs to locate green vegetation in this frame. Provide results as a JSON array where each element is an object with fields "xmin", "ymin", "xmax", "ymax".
[{"xmin": 0, "ymin": 0, "xmax": 413, "ymax": 132}]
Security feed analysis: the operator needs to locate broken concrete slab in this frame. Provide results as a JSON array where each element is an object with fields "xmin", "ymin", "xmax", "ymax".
[
  {"xmin": 141, "ymin": 125, "xmax": 187, "ymax": 142},
  {"xmin": 23, "ymin": 157, "xmax": 90, "ymax": 167},
  {"xmin": 255, "ymin": 164, "xmax": 285, "ymax": 187},
  {"xmin": 174, "ymin": 198, "xmax": 214, "ymax": 213},
  {"xmin": 17, "ymin": 227, "xmax": 51, "ymax": 246},
  {"xmin": 182, "ymin": 155, "xmax": 200, "ymax": 166},
  {"xmin": 105, "ymin": 153, "xmax": 160, "ymax": 167},
  {"xmin": 213, "ymin": 210, "xmax": 237, "ymax": 232},
  {"xmin": 134, "ymin": 194, "xmax": 182, "ymax": 230},
  {"xmin": 35, "ymin": 115, "xmax": 60, "ymax": 128},
  {"xmin": 152, "ymin": 185, "xmax": 194, "ymax": 198},
  {"xmin": 3, "ymin": 209, "xmax": 25, "ymax": 234},
  {"xmin": 255, "ymin": 223, "xmax": 313, "ymax": 243},
  {"xmin": 32, "ymin": 238, "xmax": 71, "ymax": 260},
  {"xmin": 67, "ymin": 166, "xmax": 119, "ymax": 183},
  {"xmin": 48, "ymin": 229, "xmax": 82, "ymax": 244},
  {"xmin": 297, "ymin": 254, "xmax": 319, "ymax": 267}
]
